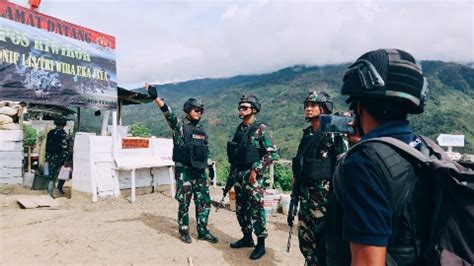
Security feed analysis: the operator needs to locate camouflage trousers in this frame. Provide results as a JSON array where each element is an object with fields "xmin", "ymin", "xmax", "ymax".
[
  {"xmin": 174, "ymin": 166, "xmax": 211, "ymax": 236},
  {"xmin": 297, "ymin": 179, "xmax": 330, "ymax": 266},
  {"xmin": 46, "ymin": 153, "xmax": 65, "ymax": 197},
  {"xmin": 234, "ymin": 169, "xmax": 267, "ymax": 238}
]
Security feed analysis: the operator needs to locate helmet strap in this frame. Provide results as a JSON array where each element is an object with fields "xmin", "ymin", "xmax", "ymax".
[{"xmin": 353, "ymin": 109, "xmax": 365, "ymax": 137}]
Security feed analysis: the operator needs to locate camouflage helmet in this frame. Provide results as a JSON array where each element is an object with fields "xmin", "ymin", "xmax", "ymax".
[
  {"xmin": 304, "ymin": 91, "xmax": 333, "ymax": 114},
  {"xmin": 54, "ymin": 116, "xmax": 67, "ymax": 126},
  {"xmin": 239, "ymin": 95, "xmax": 261, "ymax": 112},
  {"xmin": 183, "ymin": 98, "xmax": 205, "ymax": 113},
  {"xmin": 341, "ymin": 49, "xmax": 428, "ymax": 114}
]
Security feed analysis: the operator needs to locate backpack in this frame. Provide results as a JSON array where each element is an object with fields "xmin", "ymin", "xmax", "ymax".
[{"xmin": 354, "ymin": 135, "xmax": 474, "ymax": 265}]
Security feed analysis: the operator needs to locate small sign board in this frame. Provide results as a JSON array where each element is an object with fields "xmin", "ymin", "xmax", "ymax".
[
  {"xmin": 122, "ymin": 137, "xmax": 150, "ymax": 149},
  {"xmin": 436, "ymin": 134, "xmax": 464, "ymax": 147}
]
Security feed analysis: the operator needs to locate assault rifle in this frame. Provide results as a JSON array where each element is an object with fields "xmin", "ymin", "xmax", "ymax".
[
  {"xmin": 215, "ymin": 175, "xmax": 235, "ymax": 212},
  {"xmin": 286, "ymin": 182, "xmax": 299, "ymax": 252}
]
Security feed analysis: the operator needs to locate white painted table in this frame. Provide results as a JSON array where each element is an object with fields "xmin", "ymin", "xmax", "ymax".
[{"xmin": 114, "ymin": 157, "xmax": 175, "ymax": 203}]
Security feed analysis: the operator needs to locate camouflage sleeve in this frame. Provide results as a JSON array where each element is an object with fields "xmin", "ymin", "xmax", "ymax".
[
  {"xmin": 161, "ymin": 103, "xmax": 181, "ymax": 134},
  {"xmin": 334, "ymin": 134, "xmax": 348, "ymax": 155},
  {"xmin": 252, "ymin": 123, "xmax": 279, "ymax": 174},
  {"xmin": 61, "ymin": 131, "xmax": 69, "ymax": 159}
]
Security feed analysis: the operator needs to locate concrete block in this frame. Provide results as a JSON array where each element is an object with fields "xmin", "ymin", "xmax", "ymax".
[
  {"xmin": 0, "ymin": 167, "xmax": 22, "ymax": 177},
  {"xmin": 0, "ymin": 151, "xmax": 23, "ymax": 160},
  {"xmin": 0, "ymin": 130, "xmax": 23, "ymax": 141},
  {"xmin": 0, "ymin": 141, "xmax": 23, "ymax": 151},
  {"xmin": 0, "ymin": 176, "xmax": 22, "ymax": 184}
]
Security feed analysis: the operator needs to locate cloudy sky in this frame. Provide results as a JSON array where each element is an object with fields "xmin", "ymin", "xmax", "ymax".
[{"xmin": 11, "ymin": 0, "xmax": 474, "ymax": 88}]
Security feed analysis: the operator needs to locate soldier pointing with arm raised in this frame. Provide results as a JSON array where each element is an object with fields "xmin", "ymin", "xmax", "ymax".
[{"xmin": 146, "ymin": 83, "xmax": 218, "ymax": 244}]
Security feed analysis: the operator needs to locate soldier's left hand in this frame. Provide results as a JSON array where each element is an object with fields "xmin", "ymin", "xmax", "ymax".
[{"xmin": 248, "ymin": 170, "xmax": 257, "ymax": 185}]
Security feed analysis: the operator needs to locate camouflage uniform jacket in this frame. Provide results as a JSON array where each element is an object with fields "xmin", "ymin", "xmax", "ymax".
[{"xmin": 45, "ymin": 128, "xmax": 69, "ymax": 161}]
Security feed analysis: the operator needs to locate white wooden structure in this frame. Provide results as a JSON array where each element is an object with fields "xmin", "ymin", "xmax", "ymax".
[
  {"xmin": 0, "ymin": 130, "xmax": 23, "ymax": 184},
  {"xmin": 72, "ymin": 132, "xmax": 175, "ymax": 202}
]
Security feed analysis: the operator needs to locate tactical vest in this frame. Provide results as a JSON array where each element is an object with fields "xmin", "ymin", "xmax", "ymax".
[
  {"xmin": 326, "ymin": 141, "xmax": 429, "ymax": 266},
  {"xmin": 227, "ymin": 122, "xmax": 264, "ymax": 169},
  {"xmin": 172, "ymin": 121, "xmax": 209, "ymax": 170},
  {"xmin": 292, "ymin": 131, "xmax": 335, "ymax": 182},
  {"xmin": 46, "ymin": 129, "xmax": 66, "ymax": 154}
]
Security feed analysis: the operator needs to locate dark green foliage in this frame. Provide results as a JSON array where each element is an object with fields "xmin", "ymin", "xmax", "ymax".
[
  {"xmin": 23, "ymin": 125, "xmax": 37, "ymax": 147},
  {"xmin": 273, "ymin": 164, "xmax": 293, "ymax": 192}
]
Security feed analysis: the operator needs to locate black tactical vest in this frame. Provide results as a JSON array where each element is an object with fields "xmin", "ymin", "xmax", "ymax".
[
  {"xmin": 292, "ymin": 130, "xmax": 336, "ymax": 182},
  {"xmin": 325, "ymin": 141, "xmax": 429, "ymax": 266},
  {"xmin": 172, "ymin": 120, "xmax": 209, "ymax": 170},
  {"xmin": 227, "ymin": 122, "xmax": 264, "ymax": 169},
  {"xmin": 46, "ymin": 129, "xmax": 67, "ymax": 154}
]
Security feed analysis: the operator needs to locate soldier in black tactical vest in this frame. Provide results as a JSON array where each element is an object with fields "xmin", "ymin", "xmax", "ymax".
[
  {"xmin": 45, "ymin": 116, "xmax": 69, "ymax": 197},
  {"xmin": 288, "ymin": 91, "xmax": 346, "ymax": 266},
  {"xmin": 226, "ymin": 95, "xmax": 279, "ymax": 260},
  {"xmin": 146, "ymin": 83, "xmax": 218, "ymax": 244}
]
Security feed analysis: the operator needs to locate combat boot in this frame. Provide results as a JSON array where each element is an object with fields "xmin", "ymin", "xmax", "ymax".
[
  {"xmin": 249, "ymin": 237, "xmax": 266, "ymax": 260},
  {"xmin": 180, "ymin": 232, "xmax": 192, "ymax": 244},
  {"xmin": 198, "ymin": 231, "xmax": 219, "ymax": 243},
  {"xmin": 230, "ymin": 233, "xmax": 255, "ymax": 248}
]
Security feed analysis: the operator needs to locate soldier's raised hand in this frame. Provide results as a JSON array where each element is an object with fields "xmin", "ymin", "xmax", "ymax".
[{"xmin": 145, "ymin": 83, "xmax": 158, "ymax": 100}]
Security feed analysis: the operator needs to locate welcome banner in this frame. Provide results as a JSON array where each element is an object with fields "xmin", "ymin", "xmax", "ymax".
[{"xmin": 0, "ymin": 2, "xmax": 117, "ymax": 110}]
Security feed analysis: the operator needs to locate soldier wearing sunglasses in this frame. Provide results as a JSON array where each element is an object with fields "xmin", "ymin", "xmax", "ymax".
[
  {"xmin": 146, "ymin": 83, "xmax": 218, "ymax": 245},
  {"xmin": 225, "ymin": 95, "xmax": 279, "ymax": 260}
]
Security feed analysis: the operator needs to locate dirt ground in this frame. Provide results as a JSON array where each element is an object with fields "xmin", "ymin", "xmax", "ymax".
[{"xmin": 0, "ymin": 184, "xmax": 305, "ymax": 265}]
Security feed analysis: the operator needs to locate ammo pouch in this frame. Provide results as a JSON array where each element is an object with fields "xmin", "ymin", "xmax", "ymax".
[
  {"xmin": 190, "ymin": 143, "xmax": 208, "ymax": 170},
  {"xmin": 172, "ymin": 145, "xmax": 190, "ymax": 165},
  {"xmin": 243, "ymin": 147, "xmax": 261, "ymax": 167},
  {"xmin": 302, "ymin": 158, "xmax": 333, "ymax": 180},
  {"xmin": 292, "ymin": 156, "xmax": 302, "ymax": 180},
  {"xmin": 227, "ymin": 141, "xmax": 238, "ymax": 163},
  {"xmin": 227, "ymin": 140, "xmax": 262, "ymax": 168}
]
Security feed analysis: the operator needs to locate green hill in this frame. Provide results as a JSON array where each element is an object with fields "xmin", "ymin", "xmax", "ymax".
[{"xmin": 80, "ymin": 61, "xmax": 474, "ymax": 186}]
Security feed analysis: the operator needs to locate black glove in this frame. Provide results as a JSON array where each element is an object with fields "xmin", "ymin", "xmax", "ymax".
[
  {"xmin": 287, "ymin": 198, "xmax": 298, "ymax": 227},
  {"xmin": 147, "ymin": 85, "xmax": 158, "ymax": 100},
  {"xmin": 222, "ymin": 175, "xmax": 235, "ymax": 196},
  {"xmin": 208, "ymin": 165, "xmax": 215, "ymax": 179}
]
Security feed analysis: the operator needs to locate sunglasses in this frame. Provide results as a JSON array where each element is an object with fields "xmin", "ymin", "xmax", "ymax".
[
  {"xmin": 192, "ymin": 108, "xmax": 204, "ymax": 114},
  {"xmin": 238, "ymin": 105, "xmax": 252, "ymax": 111}
]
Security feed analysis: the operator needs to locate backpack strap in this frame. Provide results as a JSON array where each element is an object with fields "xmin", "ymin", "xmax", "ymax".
[{"xmin": 349, "ymin": 136, "xmax": 430, "ymax": 165}]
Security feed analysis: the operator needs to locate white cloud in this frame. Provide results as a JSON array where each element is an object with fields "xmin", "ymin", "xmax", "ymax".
[{"xmin": 8, "ymin": 0, "xmax": 474, "ymax": 88}]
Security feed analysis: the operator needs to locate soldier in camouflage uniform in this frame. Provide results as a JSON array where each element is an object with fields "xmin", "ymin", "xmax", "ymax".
[
  {"xmin": 288, "ymin": 91, "xmax": 346, "ymax": 266},
  {"xmin": 45, "ymin": 116, "xmax": 69, "ymax": 197},
  {"xmin": 146, "ymin": 83, "xmax": 218, "ymax": 244},
  {"xmin": 226, "ymin": 95, "xmax": 279, "ymax": 260}
]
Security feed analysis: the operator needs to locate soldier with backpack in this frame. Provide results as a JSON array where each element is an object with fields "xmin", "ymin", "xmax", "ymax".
[{"xmin": 325, "ymin": 49, "xmax": 474, "ymax": 266}]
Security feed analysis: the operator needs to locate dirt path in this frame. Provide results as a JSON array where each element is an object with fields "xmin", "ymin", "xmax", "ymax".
[{"xmin": 0, "ymin": 185, "xmax": 305, "ymax": 265}]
